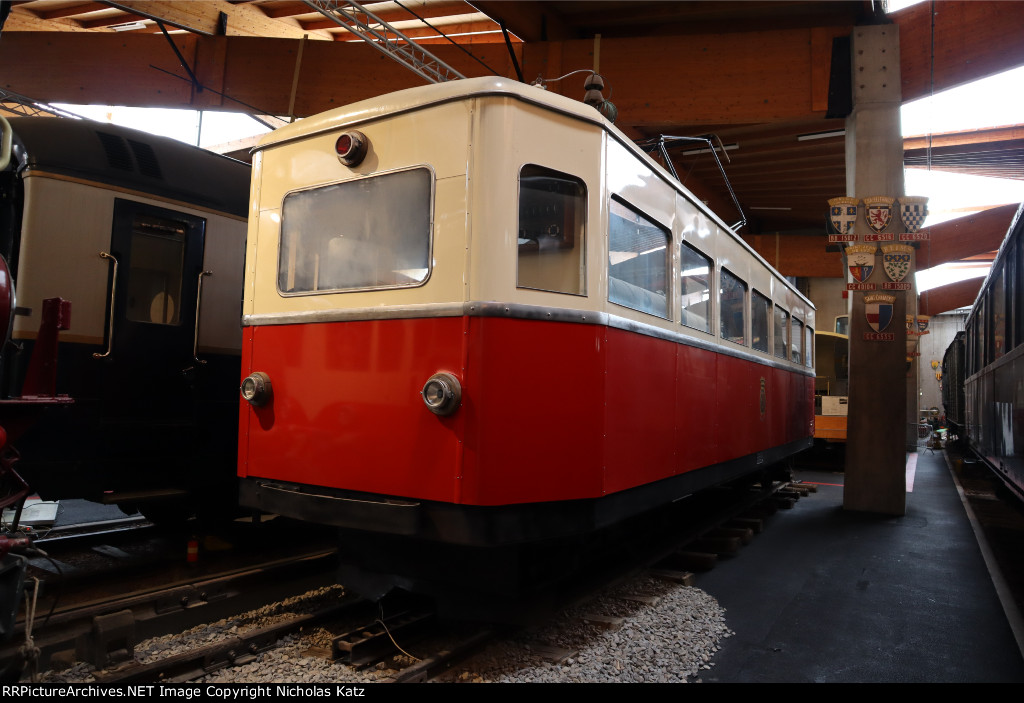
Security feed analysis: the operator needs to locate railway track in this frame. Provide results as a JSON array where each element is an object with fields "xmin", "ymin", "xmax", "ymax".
[{"xmin": 12, "ymin": 479, "xmax": 809, "ymax": 684}]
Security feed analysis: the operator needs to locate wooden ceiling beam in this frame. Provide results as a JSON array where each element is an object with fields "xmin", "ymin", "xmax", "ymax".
[
  {"xmin": 299, "ymin": 2, "xmax": 483, "ymax": 31},
  {"xmin": 377, "ymin": 20, "xmax": 500, "ymax": 41},
  {"xmin": 2, "ymin": 6, "xmax": 102, "ymax": 31},
  {"xmin": 3, "ymin": 1, "xmax": 1021, "ymax": 126},
  {"xmin": 470, "ymin": 1, "xmax": 577, "ymax": 42},
  {"xmin": 0, "ymin": 29, "xmax": 840, "ymax": 123},
  {"xmin": 918, "ymin": 278, "xmax": 984, "ymax": 317},
  {"xmin": 916, "ymin": 203, "xmax": 1018, "ymax": 272},
  {"xmin": 517, "ymin": 26, "xmax": 846, "ymax": 126},
  {"xmin": 904, "ymin": 126, "xmax": 1024, "ymax": 151},
  {"xmin": 35, "ymin": 3, "xmax": 110, "ymax": 21},
  {"xmin": 98, "ymin": 1, "xmax": 333, "ymax": 38},
  {"xmin": 895, "ymin": 1, "xmax": 1024, "ymax": 102}
]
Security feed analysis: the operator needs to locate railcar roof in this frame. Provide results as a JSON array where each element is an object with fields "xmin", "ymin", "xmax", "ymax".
[
  {"xmin": 6, "ymin": 117, "xmax": 250, "ymax": 218},
  {"xmin": 256, "ymin": 76, "xmax": 604, "ymax": 150}
]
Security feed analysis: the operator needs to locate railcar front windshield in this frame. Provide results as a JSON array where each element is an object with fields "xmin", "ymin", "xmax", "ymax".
[{"xmin": 277, "ymin": 167, "xmax": 432, "ymax": 295}]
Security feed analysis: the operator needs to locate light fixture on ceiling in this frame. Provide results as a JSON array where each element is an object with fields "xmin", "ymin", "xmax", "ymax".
[
  {"xmin": 682, "ymin": 143, "xmax": 738, "ymax": 156},
  {"xmin": 109, "ymin": 21, "xmax": 147, "ymax": 32},
  {"xmin": 797, "ymin": 130, "xmax": 846, "ymax": 141}
]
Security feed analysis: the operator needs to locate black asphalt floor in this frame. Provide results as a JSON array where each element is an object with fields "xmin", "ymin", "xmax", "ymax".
[{"xmin": 697, "ymin": 448, "xmax": 1024, "ymax": 683}]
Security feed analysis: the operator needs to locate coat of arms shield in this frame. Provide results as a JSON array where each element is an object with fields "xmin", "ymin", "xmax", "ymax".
[
  {"xmin": 828, "ymin": 196, "xmax": 859, "ymax": 235},
  {"xmin": 881, "ymin": 244, "xmax": 913, "ymax": 282},
  {"xmin": 900, "ymin": 196, "xmax": 929, "ymax": 233},
  {"xmin": 865, "ymin": 293, "xmax": 896, "ymax": 333},
  {"xmin": 863, "ymin": 196, "xmax": 895, "ymax": 234},
  {"xmin": 846, "ymin": 243, "xmax": 876, "ymax": 283}
]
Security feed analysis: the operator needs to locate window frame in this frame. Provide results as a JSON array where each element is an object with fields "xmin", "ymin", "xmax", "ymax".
[
  {"xmin": 791, "ymin": 316, "xmax": 803, "ymax": 364},
  {"xmin": 719, "ymin": 267, "xmax": 748, "ymax": 347},
  {"xmin": 751, "ymin": 289, "xmax": 771, "ymax": 353},
  {"xmin": 680, "ymin": 240, "xmax": 713, "ymax": 334},
  {"xmin": 276, "ymin": 165, "xmax": 436, "ymax": 297},
  {"xmin": 773, "ymin": 305, "xmax": 790, "ymax": 360},
  {"xmin": 606, "ymin": 195, "xmax": 671, "ymax": 320},
  {"xmin": 516, "ymin": 164, "xmax": 588, "ymax": 297}
]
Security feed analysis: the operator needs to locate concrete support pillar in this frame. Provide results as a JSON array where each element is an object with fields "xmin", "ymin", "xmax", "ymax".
[{"xmin": 843, "ymin": 24, "xmax": 907, "ymax": 516}]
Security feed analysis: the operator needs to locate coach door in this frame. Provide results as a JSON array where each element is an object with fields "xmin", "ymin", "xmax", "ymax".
[{"xmin": 98, "ymin": 199, "xmax": 207, "ymax": 422}]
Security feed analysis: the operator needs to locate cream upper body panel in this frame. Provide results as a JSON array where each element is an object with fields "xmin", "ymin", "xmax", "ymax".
[{"xmin": 244, "ymin": 76, "xmax": 813, "ymax": 366}]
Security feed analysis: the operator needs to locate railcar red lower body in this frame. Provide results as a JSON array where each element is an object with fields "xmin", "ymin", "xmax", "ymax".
[{"xmin": 239, "ymin": 314, "xmax": 813, "ymax": 535}]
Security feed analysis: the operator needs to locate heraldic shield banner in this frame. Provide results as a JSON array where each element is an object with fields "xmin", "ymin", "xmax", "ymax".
[
  {"xmin": 846, "ymin": 243, "xmax": 876, "ymax": 283},
  {"xmin": 828, "ymin": 196, "xmax": 859, "ymax": 235},
  {"xmin": 900, "ymin": 196, "xmax": 929, "ymax": 233},
  {"xmin": 863, "ymin": 195, "xmax": 895, "ymax": 233},
  {"xmin": 881, "ymin": 243, "xmax": 913, "ymax": 282},
  {"xmin": 865, "ymin": 293, "xmax": 896, "ymax": 333}
]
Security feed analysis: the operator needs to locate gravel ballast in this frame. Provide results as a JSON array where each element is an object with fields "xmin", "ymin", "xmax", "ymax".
[{"xmin": 28, "ymin": 576, "xmax": 733, "ymax": 684}]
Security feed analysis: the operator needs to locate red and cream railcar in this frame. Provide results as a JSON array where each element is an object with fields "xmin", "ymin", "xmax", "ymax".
[{"xmin": 238, "ymin": 77, "xmax": 814, "ymax": 555}]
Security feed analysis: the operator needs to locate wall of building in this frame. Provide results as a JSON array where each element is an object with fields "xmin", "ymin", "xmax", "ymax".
[
  {"xmin": 914, "ymin": 310, "xmax": 968, "ymax": 419},
  {"xmin": 807, "ymin": 277, "xmax": 848, "ymax": 334}
]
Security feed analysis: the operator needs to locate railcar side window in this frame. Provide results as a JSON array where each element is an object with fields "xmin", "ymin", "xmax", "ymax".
[
  {"xmin": 1007, "ymin": 239, "xmax": 1017, "ymax": 352},
  {"xmin": 774, "ymin": 306, "xmax": 789, "ymax": 359},
  {"xmin": 791, "ymin": 317, "xmax": 803, "ymax": 364},
  {"xmin": 992, "ymin": 261, "xmax": 1006, "ymax": 360},
  {"xmin": 719, "ymin": 269, "xmax": 746, "ymax": 345},
  {"xmin": 608, "ymin": 198, "xmax": 669, "ymax": 319},
  {"xmin": 125, "ymin": 214, "xmax": 187, "ymax": 325},
  {"xmin": 680, "ymin": 242, "xmax": 712, "ymax": 333},
  {"xmin": 517, "ymin": 165, "xmax": 587, "ymax": 296},
  {"xmin": 975, "ymin": 300, "xmax": 986, "ymax": 370},
  {"xmin": 751, "ymin": 290, "xmax": 770, "ymax": 352},
  {"xmin": 278, "ymin": 168, "xmax": 432, "ymax": 294},
  {"xmin": 805, "ymin": 325, "xmax": 814, "ymax": 368}
]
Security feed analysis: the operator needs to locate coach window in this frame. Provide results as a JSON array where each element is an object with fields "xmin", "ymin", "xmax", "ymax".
[
  {"xmin": 719, "ymin": 269, "xmax": 746, "ymax": 345},
  {"xmin": 517, "ymin": 165, "xmax": 587, "ymax": 296},
  {"xmin": 791, "ymin": 316, "xmax": 803, "ymax": 364},
  {"xmin": 1015, "ymin": 238, "xmax": 1023, "ymax": 351},
  {"xmin": 278, "ymin": 167, "xmax": 431, "ymax": 294},
  {"xmin": 751, "ymin": 290, "xmax": 770, "ymax": 352},
  {"xmin": 977, "ymin": 299, "xmax": 987, "ymax": 368},
  {"xmin": 608, "ymin": 198, "xmax": 669, "ymax": 318},
  {"xmin": 1006, "ymin": 239, "xmax": 1017, "ymax": 351},
  {"xmin": 774, "ymin": 306, "xmax": 789, "ymax": 359},
  {"xmin": 125, "ymin": 214, "xmax": 186, "ymax": 325},
  {"xmin": 992, "ymin": 260, "xmax": 1007, "ymax": 359},
  {"xmin": 680, "ymin": 242, "xmax": 712, "ymax": 333},
  {"xmin": 805, "ymin": 325, "xmax": 814, "ymax": 368}
]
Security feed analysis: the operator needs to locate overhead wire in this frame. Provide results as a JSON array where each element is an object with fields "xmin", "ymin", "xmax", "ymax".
[{"xmin": 392, "ymin": 0, "xmax": 500, "ymax": 76}]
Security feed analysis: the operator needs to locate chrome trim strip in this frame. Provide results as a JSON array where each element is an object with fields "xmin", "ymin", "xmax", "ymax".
[
  {"xmin": 245, "ymin": 302, "xmax": 466, "ymax": 326},
  {"xmin": 245, "ymin": 301, "xmax": 814, "ymax": 376}
]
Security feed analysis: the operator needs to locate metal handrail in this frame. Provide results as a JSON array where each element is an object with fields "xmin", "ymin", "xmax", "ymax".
[
  {"xmin": 193, "ymin": 270, "xmax": 212, "ymax": 364},
  {"xmin": 93, "ymin": 252, "xmax": 118, "ymax": 359}
]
